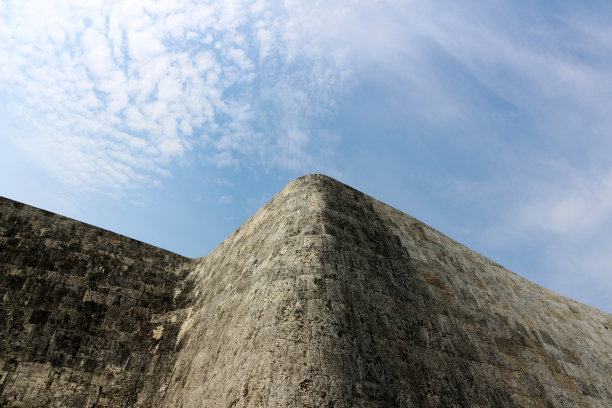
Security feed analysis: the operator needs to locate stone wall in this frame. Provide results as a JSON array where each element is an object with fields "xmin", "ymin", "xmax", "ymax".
[
  {"xmin": 0, "ymin": 197, "xmax": 192, "ymax": 407},
  {"xmin": 159, "ymin": 175, "xmax": 612, "ymax": 407},
  {"xmin": 1, "ymin": 175, "xmax": 611, "ymax": 407}
]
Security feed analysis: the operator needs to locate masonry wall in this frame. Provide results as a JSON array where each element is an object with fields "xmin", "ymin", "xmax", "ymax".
[
  {"xmin": 1, "ymin": 174, "xmax": 612, "ymax": 407},
  {"xmin": 317, "ymin": 175, "xmax": 612, "ymax": 407},
  {"xmin": 0, "ymin": 197, "xmax": 192, "ymax": 407},
  {"xmin": 159, "ymin": 175, "xmax": 612, "ymax": 407}
]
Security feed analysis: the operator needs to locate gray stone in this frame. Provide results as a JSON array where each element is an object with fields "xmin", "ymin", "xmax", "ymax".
[{"xmin": 1, "ymin": 174, "xmax": 611, "ymax": 407}]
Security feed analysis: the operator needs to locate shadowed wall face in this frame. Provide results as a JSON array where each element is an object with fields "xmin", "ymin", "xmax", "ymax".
[
  {"xmin": 1, "ymin": 174, "xmax": 612, "ymax": 408},
  {"xmin": 0, "ymin": 198, "xmax": 192, "ymax": 407},
  {"xmin": 314, "ymin": 177, "xmax": 612, "ymax": 407}
]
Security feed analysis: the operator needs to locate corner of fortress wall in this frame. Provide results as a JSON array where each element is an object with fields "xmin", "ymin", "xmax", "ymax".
[{"xmin": 1, "ymin": 174, "xmax": 612, "ymax": 407}]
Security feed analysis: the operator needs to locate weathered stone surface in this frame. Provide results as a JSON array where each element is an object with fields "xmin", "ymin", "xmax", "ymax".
[
  {"xmin": 0, "ymin": 198, "xmax": 193, "ymax": 407},
  {"xmin": 1, "ymin": 174, "xmax": 611, "ymax": 407}
]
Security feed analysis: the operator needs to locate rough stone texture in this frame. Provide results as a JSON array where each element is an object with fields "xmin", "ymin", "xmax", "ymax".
[
  {"xmin": 0, "ymin": 198, "xmax": 193, "ymax": 407},
  {"xmin": 1, "ymin": 174, "xmax": 611, "ymax": 407}
]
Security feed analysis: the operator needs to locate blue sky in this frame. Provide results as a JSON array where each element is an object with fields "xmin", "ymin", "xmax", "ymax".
[{"xmin": 2, "ymin": 1, "xmax": 612, "ymax": 313}]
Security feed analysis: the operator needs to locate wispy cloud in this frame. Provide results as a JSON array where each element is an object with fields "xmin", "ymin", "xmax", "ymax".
[
  {"xmin": 218, "ymin": 195, "xmax": 232, "ymax": 205},
  {"xmin": 4, "ymin": 1, "xmax": 611, "ymax": 212},
  {"xmin": 0, "ymin": 0, "xmax": 350, "ymax": 193},
  {"xmin": 517, "ymin": 170, "xmax": 612, "ymax": 237}
]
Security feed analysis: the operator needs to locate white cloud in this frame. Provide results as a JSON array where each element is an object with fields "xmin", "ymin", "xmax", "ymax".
[
  {"xmin": 227, "ymin": 47, "xmax": 254, "ymax": 70},
  {"xmin": 494, "ymin": 165, "xmax": 612, "ymax": 246},
  {"xmin": 212, "ymin": 177, "xmax": 234, "ymax": 186},
  {"xmin": 1, "ymin": 0, "xmax": 362, "ymax": 193},
  {"xmin": 128, "ymin": 26, "xmax": 166, "ymax": 62},
  {"xmin": 211, "ymin": 151, "xmax": 238, "ymax": 168},
  {"xmin": 3, "ymin": 1, "xmax": 612, "ymax": 212},
  {"xmin": 219, "ymin": 195, "xmax": 233, "ymax": 204}
]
